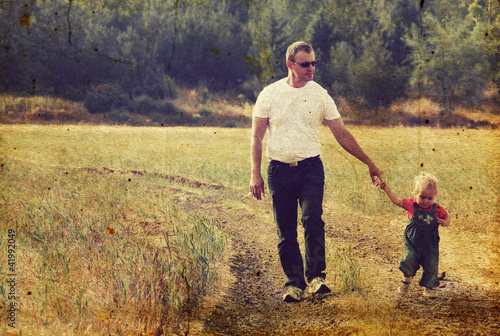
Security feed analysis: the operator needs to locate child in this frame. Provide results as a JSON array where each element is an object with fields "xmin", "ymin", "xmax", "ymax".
[{"xmin": 377, "ymin": 172, "xmax": 450, "ymax": 298}]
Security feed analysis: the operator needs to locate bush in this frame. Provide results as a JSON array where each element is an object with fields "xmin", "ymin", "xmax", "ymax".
[
  {"xmin": 141, "ymin": 74, "xmax": 179, "ymax": 99},
  {"xmin": 132, "ymin": 95, "xmax": 158, "ymax": 115},
  {"xmin": 84, "ymin": 84, "xmax": 128, "ymax": 114},
  {"xmin": 130, "ymin": 95, "xmax": 180, "ymax": 117},
  {"xmin": 149, "ymin": 112, "xmax": 165, "ymax": 123},
  {"xmin": 222, "ymin": 120, "xmax": 238, "ymax": 128},
  {"xmin": 158, "ymin": 101, "xmax": 179, "ymax": 116},
  {"xmin": 201, "ymin": 87, "xmax": 210, "ymax": 104},
  {"xmin": 106, "ymin": 109, "xmax": 131, "ymax": 122},
  {"xmin": 199, "ymin": 108, "xmax": 213, "ymax": 117},
  {"xmin": 162, "ymin": 75, "xmax": 178, "ymax": 99}
]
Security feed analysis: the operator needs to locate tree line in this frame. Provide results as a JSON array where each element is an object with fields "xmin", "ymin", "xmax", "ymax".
[{"xmin": 1, "ymin": 0, "xmax": 498, "ymax": 116}]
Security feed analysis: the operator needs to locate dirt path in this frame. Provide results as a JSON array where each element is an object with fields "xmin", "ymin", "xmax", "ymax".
[{"xmin": 169, "ymin": 183, "xmax": 500, "ymax": 335}]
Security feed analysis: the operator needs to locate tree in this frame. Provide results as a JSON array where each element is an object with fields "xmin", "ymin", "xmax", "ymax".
[
  {"xmin": 164, "ymin": 0, "xmax": 251, "ymax": 89},
  {"xmin": 245, "ymin": 0, "xmax": 295, "ymax": 91},
  {"xmin": 482, "ymin": 0, "xmax": 500, "ymax": 89},
  {"xmin": 305, "ymin": 0, "xmax": 412, "ymax": 108},
  {"xmin": 3, "ymin": 0, "xmax": 497, "ymax": 117},
  {"xmin": 0, "ymin": 1, "xmax": 39, "ymax": 93},
  {"xmin": 404, "ymin": 0, "xmax": 494, "ymax": 112}
]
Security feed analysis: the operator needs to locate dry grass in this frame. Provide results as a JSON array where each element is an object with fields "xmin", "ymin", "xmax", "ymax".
[
  {"xmin": 454, "ymin": 107, "xmax": 500, "ymax": 126},
  {"xmin": 0, "ymin": 159, "xmax": 226, "ymax": 335},
  {"xmin": 0, "ymin": 124, "xmax": 498, "ymax": 334},
  {"xmin": 388, "ymin": 97, "xmax": 500, "ymax": 128},
  {"xmin": 170, "ymin": 88, "xmax": 253, "ymax": 128},
  {"xmin": 0, "ymin": 95, "xmax": 99, "ymax": 124},
  {"xmin": 0, "ymin": 91, "xmax": 253, "ymax": 128},
  {"xmin": 1, "ymin": 91, "xmax": 497, "ymax": 129},
  {"xmin": 389, "ymin": 97, "xmax": 443, "ymax": 118}
]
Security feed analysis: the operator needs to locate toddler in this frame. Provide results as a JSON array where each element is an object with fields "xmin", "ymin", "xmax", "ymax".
[{"xmin": 377, "ymin": 172, "xmax": 449, "ymax": 298}]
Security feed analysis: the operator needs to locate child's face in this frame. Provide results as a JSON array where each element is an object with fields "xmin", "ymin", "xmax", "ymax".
[{"xmin": 416, "ymin": 187, "xmax": 437, "ymax": 208}]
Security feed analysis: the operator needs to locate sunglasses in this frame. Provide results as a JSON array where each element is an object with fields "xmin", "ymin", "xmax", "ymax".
[{"xmin": 291, "ymin": 61, "xmax": 318, "ymax": 68}]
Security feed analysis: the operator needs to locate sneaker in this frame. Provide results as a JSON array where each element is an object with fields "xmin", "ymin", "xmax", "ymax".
[
  {"xmin": 283, "ymin": 286, "xmax": 304, "ymax": 303},
  {"xmin": 398, "ymin": 281, "xmax": 411, "ymax": 295},
  {"xmin": 423, "ymin": 287, "xmax": 438, "ymax": 298},
  {"xmin": 309, "ymin": 277, "xmax": 331, "ymax": 295}
]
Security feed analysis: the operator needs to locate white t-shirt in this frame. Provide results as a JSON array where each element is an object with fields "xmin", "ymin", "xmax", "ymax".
[{"xmin": 253, "ymin": 78, "xmax": 341, "ymax": 163}]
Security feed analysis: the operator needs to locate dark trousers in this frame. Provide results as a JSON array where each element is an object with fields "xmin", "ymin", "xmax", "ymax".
[
  {"xmin": 399, "ymin": 225, "xmax": 440, "ymax": 288},
  {"xmin": 267, "ymin": 156, "xmax": 326, "ymax": 290},
  {"xmin": 399, "ymin": 240, "xmax": 440, "ymax": 289},
  {"xmin": 398, "ymin": 204, "xmax": 441, "ymax": 289}
]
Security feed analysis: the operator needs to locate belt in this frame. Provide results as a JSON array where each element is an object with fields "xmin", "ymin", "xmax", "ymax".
[{"xmin": 270, "ymin": 155, "xmax": 320, "ymax": 167}]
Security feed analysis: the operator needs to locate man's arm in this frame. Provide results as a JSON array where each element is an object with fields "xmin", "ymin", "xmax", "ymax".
[
  {"xmin": 250, "ymin": 116, "xmax": 268, "ymax": 200},
  {"xmin": 324, "ymin": 118, "xmax": 382, "ymax": 184}
]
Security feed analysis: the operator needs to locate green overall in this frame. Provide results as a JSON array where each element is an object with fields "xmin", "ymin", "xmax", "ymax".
[{"xmin": 399, "ymin": 203, "xmax": 440, "ymax": 289}]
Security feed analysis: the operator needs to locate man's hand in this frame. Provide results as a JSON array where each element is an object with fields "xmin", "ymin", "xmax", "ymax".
[
  {"xmin": 249, "ymin": 116, "xmax": 268, "ymax": 200},
  {"xmin": 250, "ymin": 173, "xmax": 265, "ymax": 200},
  {"xmin": 368, "ymin": 164, "xmax": 383, "ymax": 186}
]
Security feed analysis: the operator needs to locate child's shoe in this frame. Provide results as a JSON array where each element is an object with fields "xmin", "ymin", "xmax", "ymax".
[
  {"xmin": 398, "ymin": 276, "xmax": 412, "ymax": 295},
  {"xmin": 398, "ymin": 281, "xmax": 411, "ymax": 294},
  {"xmin": 423, "ymin": 287, "xmax": 438, "ymax": 298}
]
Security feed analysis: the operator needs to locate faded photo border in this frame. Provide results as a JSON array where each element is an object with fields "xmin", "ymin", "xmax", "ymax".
[{"xmin": 1, "ymin": 1, "xmax": 499, "ymax": 335}]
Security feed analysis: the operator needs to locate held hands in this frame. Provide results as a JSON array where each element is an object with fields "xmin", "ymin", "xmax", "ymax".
[
  {"xmin": 368, "ymin": 164, "xmax": 383, "ymax": 186},
  {"xmin": 373, "ymin": 176, "xmax": 387, "ymax": 190},
  {"xmin": 373, "ymin": 177, "xmax": 403, "ymax": 208}
]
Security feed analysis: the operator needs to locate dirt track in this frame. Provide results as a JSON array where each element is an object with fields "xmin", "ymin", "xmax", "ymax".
[{"xmin": 168, "ymin": 183, "xmax": 500, "ymax": 335}]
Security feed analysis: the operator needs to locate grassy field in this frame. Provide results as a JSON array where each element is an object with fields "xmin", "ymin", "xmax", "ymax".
[{"xmin": 0, "ymin": 124, "xmax": 498, "ymax": 335}]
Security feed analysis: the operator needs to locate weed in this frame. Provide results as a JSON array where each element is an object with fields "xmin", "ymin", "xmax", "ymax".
[
  {"xmin": 0, "ymin": 160, "xmax": 225, "ymax": 334},
  {"xmin": 329, "ymin": 245, "xmax": 365, "ymax": 293}
]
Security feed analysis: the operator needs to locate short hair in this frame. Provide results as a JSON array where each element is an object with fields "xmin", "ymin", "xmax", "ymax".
[
  {"xmin": 414, "ymin": 172, "xmax": 438, "ymax": 194},
  {"xmin": 286, "ymin": 41, "xmax": 314, "ymax": 62}
]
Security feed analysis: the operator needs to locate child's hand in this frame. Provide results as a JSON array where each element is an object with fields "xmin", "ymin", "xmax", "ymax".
[
  {"xmin": 374, "ymin": 177, "xmax": 386, "ymax": 190},
  {"xmin": 438, "ymin": 218, "xmax": 450, "ymax": 227}
]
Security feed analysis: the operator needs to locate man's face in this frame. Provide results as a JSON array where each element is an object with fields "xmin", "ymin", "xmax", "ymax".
[{"xmin": 288, "ymin": 50, "xmax": 316, "ymax": 83}]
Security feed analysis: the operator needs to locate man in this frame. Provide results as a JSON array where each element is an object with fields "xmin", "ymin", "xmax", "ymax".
[{"xmin": 249, "ymin": 41, "xmax": 382, "ymax": 303}]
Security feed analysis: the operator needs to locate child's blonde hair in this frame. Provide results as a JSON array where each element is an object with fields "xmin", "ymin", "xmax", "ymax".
[{"xmin": 414, "ymin": 172, "xmax": 439, "ymax": 195}]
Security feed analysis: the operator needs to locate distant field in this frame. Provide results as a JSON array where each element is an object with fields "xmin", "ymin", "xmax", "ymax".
[
  {"xmin": 0, "ymin": 124, "xmax": 498, "ymax": 334},
  {"xmin": 1, "ymin": 124, "xmax": 497, "ymax": 225}
]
